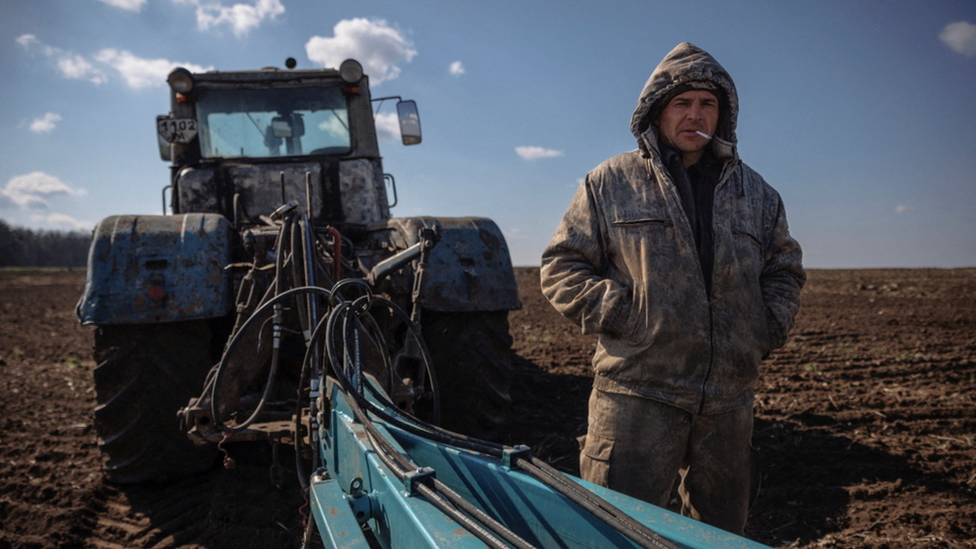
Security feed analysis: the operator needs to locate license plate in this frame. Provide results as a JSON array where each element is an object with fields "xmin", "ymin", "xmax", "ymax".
[{"xmin": 157, "ymin": 117, "xmax": 198, "ymax": 144}]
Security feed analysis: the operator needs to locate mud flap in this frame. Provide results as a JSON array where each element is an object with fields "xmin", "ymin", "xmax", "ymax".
[
  {"xmin": 385, "ymin": 216, "xmax": 520, "ymax": 312},
  {"xmin": 77, "ymin": 213, "xmax": 233, "ymax": 325}
]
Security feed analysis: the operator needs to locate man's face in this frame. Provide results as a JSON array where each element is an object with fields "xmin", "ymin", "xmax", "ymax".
[{"xmin": 655, "ymin": 89, "xmax": 720, "ymax": 166}]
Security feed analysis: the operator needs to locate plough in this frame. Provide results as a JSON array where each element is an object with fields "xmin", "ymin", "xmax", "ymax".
[{"xmin": 303, "ymin": 280, "xmax": 770, "ymax": 549}]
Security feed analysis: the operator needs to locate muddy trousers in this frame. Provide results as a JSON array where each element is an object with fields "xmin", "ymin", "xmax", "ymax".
[{"xmin": 579, "ymin": 389, "xmax": 754, "ymax": 536}]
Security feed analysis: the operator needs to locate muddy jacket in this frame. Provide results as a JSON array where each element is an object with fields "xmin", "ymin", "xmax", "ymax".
[{"xmin": 541, "ymin": 43, "xmax": 805, "ymax": 415}]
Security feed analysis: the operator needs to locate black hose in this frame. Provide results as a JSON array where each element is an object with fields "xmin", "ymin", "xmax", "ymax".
[
  {"xmin": 429, "ymin": 475, "xmax": 538, "ymax": 549},
  {"xmin": 417, "ymin": 483, "xmax": 518, "ymax": 549},
  {"xmin": 289, "ymin": 219, "xmax": 309, "ymax": 331},
  {"xmin": 516, "ymin": 457, "xmax": 681, "ymax": 549},
  {"xmin": 323, "ymin": 295, "xmax": 538, "ymax": 549},
  {"xmin": 360, "ymin": 382, "xmax": 504, "ymax": 457},
  {"xmin": 348, "ymin": 374, "xmax": 535, "ymax": 549},
  {"xmin": 319, "ymin": 286, "xmax": 512, "ymax": 457},
  {"xmin": 273, "ymin": 215, "xmax": 291, "ymax": 296},
  {"xmin": 209, "ymin": 286, "xmax": 332, "ymax": 433},
  {"xmin": 360, "ymin": 425, "xmax": 515, "ymax": 549}
]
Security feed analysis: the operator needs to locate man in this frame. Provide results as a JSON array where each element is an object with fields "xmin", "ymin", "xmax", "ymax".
[{"xmin": 540, "ymin": 42, "xmax": 805, "ymax": 535}]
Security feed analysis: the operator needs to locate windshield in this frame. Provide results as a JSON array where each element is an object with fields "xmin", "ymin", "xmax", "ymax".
[{"xmin": 196, "ymin": 86, "xmax": 350, "ymax": 159}]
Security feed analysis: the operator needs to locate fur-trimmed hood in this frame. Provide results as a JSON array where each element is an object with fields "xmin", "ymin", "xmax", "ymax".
[{"xmin": 631, "ymin": 42, "xmax": 739, "ymax": 160}]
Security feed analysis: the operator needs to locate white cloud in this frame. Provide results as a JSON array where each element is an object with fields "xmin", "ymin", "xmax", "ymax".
[
  {"xmin": 2, "ymin": 172, "xmax": 87, "ymax": 211},
  {"xmin": 506, "ymin": 227, "xmax": 526, "ymax": 240},
  {"xmin": 30, "ymin": 213, "xmax": 94, "ymax": 231},
  {"xmin": 18, "ymin": 35, "xmax": 212, "ymax": 88},
  {"xmin": 96, "ymin": 0, "xmax": 146, "ymax": 11},
  {"xmin": 175, "ymin": 0, "xmax": 284, "ymax": 36},
  {"xmin": 374, "ymin": 111, "xmax": 401, "ymax": 142},
  {"xmin": 18, "ymin": 34, "xmax": 108, "ymax": 84},
  {"xmin": 894, "ymin": 205, "xmax": 914, "ymax": 214},
  {"xmin": 516, "ymin": 146, "xmax": 564, "ymax": 160},
  {"xmin": 449, "ymin": 61, "xmax": 465, "ymax": 76},
  {"xmin": 940, "ymin": 21, "xmax": 976, "ymax": 56},
  {"xmin": 95, "ymin": 49, "xmax": 212, "ymax": 89},
  {"xmin": 56, "ymin": 54, "xmax": 107, "ymax": 83},
  {"xmin": 306, "ymin": 18, "xmax": 417, "ymax": 85},
  {"xmin": 29, "ymin": 113, "xmax": 63, "ymax": 133},
  {"xmin": 15, "ymin": 34, "xmax": 39, "ymax": 48}
]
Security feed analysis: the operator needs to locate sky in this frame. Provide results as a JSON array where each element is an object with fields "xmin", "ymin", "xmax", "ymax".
[{"xmin": 1, "ymin": 0, "xmax": 975, "ymax": 269}]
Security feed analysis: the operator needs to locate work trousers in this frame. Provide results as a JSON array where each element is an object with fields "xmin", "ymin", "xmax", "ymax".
[{"xmin": 579, "ymin": 388, "xmax": 754, "ymax": 536}]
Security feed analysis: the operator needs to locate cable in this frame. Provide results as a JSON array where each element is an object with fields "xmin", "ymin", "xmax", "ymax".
[
  {"xmin": 515, "ymin": 458, "xmax": 680, "ymax": 549},
  {"xmin": 322, "ymin": 290, "xmax": 538, "ymax": 549},
  {"xmin": 208, "ymin": 286, "xmax": 332, "ymax": 433}
]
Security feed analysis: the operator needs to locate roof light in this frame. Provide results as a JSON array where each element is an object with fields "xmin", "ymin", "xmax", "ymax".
[
  {"xmin": 339, "ymin": 59, "xmax": 363, "ymax": 84},
  {"xmin": 167, "ymin": 68, "xmax": 195, "ymax": 94}
]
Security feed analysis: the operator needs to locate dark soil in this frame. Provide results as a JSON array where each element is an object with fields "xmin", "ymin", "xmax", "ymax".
[{"xmin": 1, "ymin": 267, "xmax": 974, "ymax": 548}]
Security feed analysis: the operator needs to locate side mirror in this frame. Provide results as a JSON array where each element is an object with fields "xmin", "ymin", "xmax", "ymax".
[{"xmin": 396, "ymin": 100, "xmax": 422, "ymax": 145}]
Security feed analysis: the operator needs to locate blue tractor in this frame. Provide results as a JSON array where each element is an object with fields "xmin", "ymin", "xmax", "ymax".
[{"xmin": 77, "ymin": 58, "xmax": 519, "ymax": 484}]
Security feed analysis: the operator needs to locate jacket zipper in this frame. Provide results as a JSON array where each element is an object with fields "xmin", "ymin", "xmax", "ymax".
[
  {"xmin": 696, "ymin": 162, "xmax": 735, "ymax": 415},
  {"xmin": 697, "ymin": 304, "xmax": 715, "ymax": 415},
  {"xmin": 645, "ymin": 155, "xmax": 728, "ymax": 414}
]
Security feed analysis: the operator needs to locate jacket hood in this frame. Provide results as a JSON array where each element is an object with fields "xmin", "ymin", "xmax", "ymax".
[{"xmin": 631, "ymin": 42, "xmax": 739, "ymax": 159}]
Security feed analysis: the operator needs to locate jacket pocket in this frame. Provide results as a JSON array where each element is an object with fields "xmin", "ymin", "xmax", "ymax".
[
  {"xmin": 610, "ymin": 217, "xmax": 675, "ymax": 258},
  {"xmin": 729, "ymin": 219, "xmax": 770, "ymax": 356},
  {"xmin": 579, "ymin": 432, "xmax": 615, "ymax": 486},
  {"xmin": 611, "ymin": 217, "xmax": 673, "ymax": 231},
  {"xmin": 732, "ymin": 217, "xmax": 762, "ymax": 252},
  {"xmin": 731, "ymin": 220, "xmax": 764, "ymax": 280}
]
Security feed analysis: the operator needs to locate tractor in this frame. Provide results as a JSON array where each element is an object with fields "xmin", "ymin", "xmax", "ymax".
[{"xmin": 77, "ymin": 57, "xmax": 519, "ymax": 484}]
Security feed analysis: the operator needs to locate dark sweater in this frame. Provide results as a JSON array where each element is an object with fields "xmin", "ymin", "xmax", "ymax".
[{"xmin": 660, "ymin": 144, "xmax": 722, "ymax": 297}]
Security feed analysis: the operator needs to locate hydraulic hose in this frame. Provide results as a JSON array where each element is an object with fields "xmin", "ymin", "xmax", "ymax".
[
  {"xmin": 516, "ymin": 458, "xmax": 681, "ymax": 549},
  {"xmin": 360, "ymin": 381, "xmax": 503, "ymax": 456},
  {"xmin": 362, "ymin": 426, "xmax": 526, "ymax": 549},
  {"xmin": 208, "ymin": 286, "xmax": 332, "ymax": 434},
  {"xmin": 321, "ymin": 290, "xmax": 538, "ymax": 549},
  {"xmin": 346, "ymin": 374, "xmax": 537, "ymax": 549}
]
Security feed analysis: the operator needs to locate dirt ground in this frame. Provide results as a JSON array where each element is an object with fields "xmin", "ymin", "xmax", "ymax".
[{"xmin": 1, "ymin": 267, "xmax": 974, "ymax": 549}]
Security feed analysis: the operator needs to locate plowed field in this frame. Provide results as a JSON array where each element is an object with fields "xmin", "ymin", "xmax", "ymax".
[{"xmin": 1, "ymin": 267, "xmax": 974, "ymax": 548}]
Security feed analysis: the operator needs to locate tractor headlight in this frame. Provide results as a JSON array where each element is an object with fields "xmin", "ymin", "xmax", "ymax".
[
  {"xmin": 167, "ymin": 68, "xmax": 195, "ymax": 94},
  {"xmin": 339, "ymin": 59, "xmax": 363, "ymax": 84}
]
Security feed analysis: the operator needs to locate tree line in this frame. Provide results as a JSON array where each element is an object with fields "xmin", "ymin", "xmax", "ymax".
[{"xmin": 0, "ymin": 218, "xmax": 91, "ymax": 267}]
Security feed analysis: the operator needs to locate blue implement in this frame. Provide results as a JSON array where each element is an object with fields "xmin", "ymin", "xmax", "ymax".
[{"xmin": 311, "ymin": 380, "xmax": 771, "ymax": 549}]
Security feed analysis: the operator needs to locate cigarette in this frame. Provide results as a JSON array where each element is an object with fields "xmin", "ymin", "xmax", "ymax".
[{"xmin": 695, "ymin": 131, "xmax": 712, "ymax": 139}]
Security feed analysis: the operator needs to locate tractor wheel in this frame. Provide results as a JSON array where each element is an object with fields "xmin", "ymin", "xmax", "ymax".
[
  {"xmin": 421, "ymin": 310, "xmax": 514, "ymax": 440},
  {"xmin": 92, "ymin": 321, "xmax": 218, "ymax": 483}
]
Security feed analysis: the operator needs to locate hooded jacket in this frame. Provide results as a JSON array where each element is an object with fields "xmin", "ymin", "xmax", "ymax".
[{"xmin": 541, "ymin": 43, "xmax": 805, "ymax": 415}]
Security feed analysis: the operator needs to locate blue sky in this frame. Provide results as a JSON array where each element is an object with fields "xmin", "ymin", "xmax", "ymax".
[{"xmin": 2, "ymin": 0, "xmax": 975, "ymax": 268}]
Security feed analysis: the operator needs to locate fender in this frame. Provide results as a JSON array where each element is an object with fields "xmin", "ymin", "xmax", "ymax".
[
  {"xmin": 76, "ymin": 214, "xmax": 233, "ymax": 325},
  {"xmin": 386, "ymin": 216, "xmax": 521, "ymax": 312}
]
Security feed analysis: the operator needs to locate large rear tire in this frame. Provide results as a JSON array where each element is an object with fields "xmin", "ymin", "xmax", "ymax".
[
  {"xmin": 421, "ymin": 311, "xmax": 514, "ymax": 440},
  {"xmin": 92, "ymin": 321, "xmax": 218, "ymax": 483}
]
